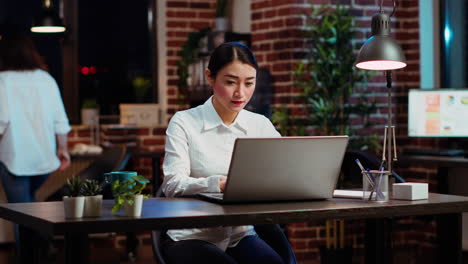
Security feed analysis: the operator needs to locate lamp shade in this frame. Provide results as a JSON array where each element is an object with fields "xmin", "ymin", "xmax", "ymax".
[
  {"xmin": 30, "ymin": 8, "xmax": 66, "ymax": 33},
  {"xmin": 355, "ymin": 13, "xmax": 406, "ymax": 71}
]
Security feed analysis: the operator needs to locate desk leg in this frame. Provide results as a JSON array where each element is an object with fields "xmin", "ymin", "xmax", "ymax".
[
  {"xmin": 64, "ymin": 233, "xmax": 89, "ymax": 264},
  {"xmin": 18, "ymin": 225, "xmax": 40, "ymax": 264},
  {"xmin": 152, "ymin": 158, "xmax": 161, "ymax": 196},
  {"xmin": 437, "ymin": 213, "xmax": 462, "ymax": 264},
  {"xmin": 365, "ymin": 218, "xmax": 392, "ymax": 264},
  {"xmin": 437, "ymin": 167, "xmax": 449, "ymax": 194}
]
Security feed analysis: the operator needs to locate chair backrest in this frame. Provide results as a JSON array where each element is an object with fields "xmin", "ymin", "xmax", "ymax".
[
  {"xmin": 43, "ymin": 145, "xmax": 130, "ymax": 201},
  {"xmin": 77, "ymin": 145, "xmax": 130, "ymax": 181}
]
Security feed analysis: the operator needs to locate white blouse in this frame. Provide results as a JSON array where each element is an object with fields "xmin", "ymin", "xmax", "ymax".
[
  {"xmin": 162, "ymin": 96, "xmax": 280, "ymax": 250},
  {"xmin": 0, "ymin": 70, "xmax": 71, "ymax": 175}
]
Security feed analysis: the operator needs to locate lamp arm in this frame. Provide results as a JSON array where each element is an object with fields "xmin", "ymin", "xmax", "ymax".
[
  {"xmin": 380, "ymin": 0, "xmax": 397, "ymax": 17},
  {"xmin": 390, "ymin": 0, "xmax": 396, "ymax": 17}
]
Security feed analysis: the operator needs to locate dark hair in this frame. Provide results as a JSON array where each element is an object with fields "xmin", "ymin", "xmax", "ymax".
[
  {"xmin": 207, "ymin": 42, "xmax": 258, "ymax": 79},
  {"xmin": 0, "ymin": 33, "xmax": 45, "ymax": 71}
]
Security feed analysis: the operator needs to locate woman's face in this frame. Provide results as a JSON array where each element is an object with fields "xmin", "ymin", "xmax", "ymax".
[{"xmin": 206, "ymin": 60, "xmax": 256, "ymax": 120}]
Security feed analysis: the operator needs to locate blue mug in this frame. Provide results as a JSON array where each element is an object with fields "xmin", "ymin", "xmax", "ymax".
[{"xmin": 104, "ymin": 171, "xmax": 137, "ymax": 184}]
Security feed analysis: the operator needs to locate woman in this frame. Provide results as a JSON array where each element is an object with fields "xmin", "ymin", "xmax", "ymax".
[
  {"xmin": 0, "ymin": 33, "xmax": 71, "ymax": 203},
  {"xmin": 161, "ymin": 42, "xmax": 288, "ymax": 264}
]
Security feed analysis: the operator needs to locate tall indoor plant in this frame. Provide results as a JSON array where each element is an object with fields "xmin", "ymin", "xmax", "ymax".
[{"xmin": 272, "ymin": 5, "xmax": 378, "ymax": 151}]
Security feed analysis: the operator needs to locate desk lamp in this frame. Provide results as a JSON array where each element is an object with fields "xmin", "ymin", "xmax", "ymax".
[
  {"xmin": 355, "ymin": 0, "xmax": 406, "ymax": 176},
  {"xmin": 31, "ymin": 0, "xmax": 66, "ymax": 33}
]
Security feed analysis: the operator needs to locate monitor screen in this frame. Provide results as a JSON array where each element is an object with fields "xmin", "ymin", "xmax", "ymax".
[{"xmin": 408, "ymin": 89, "xmax": 468, "ymax": 137}]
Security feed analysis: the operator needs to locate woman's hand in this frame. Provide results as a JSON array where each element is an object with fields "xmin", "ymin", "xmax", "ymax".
[
  {"xmin": 219, "ymin": 176, "xmax": 227, "ymax": 192},
  {"xmin": 57, "ymin": 150, "xmax": 71, "ymax": 170}
]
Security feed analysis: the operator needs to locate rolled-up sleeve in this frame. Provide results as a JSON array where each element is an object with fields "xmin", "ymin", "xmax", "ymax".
[
  {"xmin": 0, "ymin": 78, "xmax": 9, "ymax": 134},
  {"xmin": 162, "ymin": 113, "xmax": 220, "ymax": 197},
  {"xmin": 50, "ymin": 80, "xmax": 71, "ymax": 134}
]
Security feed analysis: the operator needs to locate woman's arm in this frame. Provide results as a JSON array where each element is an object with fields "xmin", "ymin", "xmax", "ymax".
[
  {"xmin": 162, "ymin": 114, "xmax": 222, "ymax": 197},
  {"xmin": 56, "ymin": 133, "xmax": 70, "ymax": 170}
]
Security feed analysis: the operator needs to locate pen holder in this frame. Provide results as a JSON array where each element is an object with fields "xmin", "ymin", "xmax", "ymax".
[{"xmin": 362, "ymin": 170, "xmax": 390, "ymax": 202}]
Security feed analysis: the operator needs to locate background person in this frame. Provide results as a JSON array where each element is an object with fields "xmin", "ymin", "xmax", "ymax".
[
  {"xmin": 0, "ymin": 33, "xmax": 71, "ymax": 262},
  {"xmin": 0, "ymin": 33, "xmax": 71, "ymax": 203},
  {"xmin": 161, "ymin": 42, "xmax": 288, "ymax": 264}
]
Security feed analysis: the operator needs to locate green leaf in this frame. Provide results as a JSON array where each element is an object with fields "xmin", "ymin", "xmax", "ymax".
[
  {"xmin": 274, "ymin": 4, "xmax": 377, "ymax": 150},
  {"xmin": 111, "ymin": 175, "xmax": 149, "ymax": 214}
]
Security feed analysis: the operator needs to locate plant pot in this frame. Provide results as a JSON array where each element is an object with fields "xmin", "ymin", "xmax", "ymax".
[
  {"xmin": 81, "ymin": 108, "xmax": 99, "ymax": 126},
  {"xmin": 63, "ymin": 196, "xmax": 85, "ymax": 218},
  {"xmin": 214, "ymin": 17, "xmax": 229, "ymax": 31},
  {"xmin": 123, "ymin": 194, "xmax": 144, "ymax": 217},
  {"xmin": 83, "ymin": 195, "xmax": 103, "ymax": 217}
]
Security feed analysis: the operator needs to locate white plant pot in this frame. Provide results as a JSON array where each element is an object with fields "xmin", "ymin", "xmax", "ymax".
[
  {"xmin": 81, "ymin": 108, "xmax": 99, "ymax": 126},
  {"xmin": 123, "ymin": 194, "xmax": 144, "ymax": 217},
  {"xmin": 63, "ymin": 196, "xmax": 85, "ymax": 218},
  {"xmin": 83, "ymin": 195, "xmax": 103, "ymax": 217},
  {"xmin": 215, "ymin": 17, "xmax": 229, "ymax": 31}
]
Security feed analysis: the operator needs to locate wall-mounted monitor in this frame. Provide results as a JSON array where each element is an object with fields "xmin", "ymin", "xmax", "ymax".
[{"xmin": 408, "ymin": 89, "xmax": 468, "ymax": 137}]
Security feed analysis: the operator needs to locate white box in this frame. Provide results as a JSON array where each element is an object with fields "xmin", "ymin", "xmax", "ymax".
[
  {"xmin": 119, "ymin": 104, "xmax": 160, "ymax": 127},
  {"xmin": 392, "ymin": 183, "xmax": 428, "ymax": 200}
]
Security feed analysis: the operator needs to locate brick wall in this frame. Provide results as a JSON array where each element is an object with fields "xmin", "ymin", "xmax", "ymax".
[
  {"xmin": 69, "ymin": 0, "xmax": 442, "ymax": 263},
  {"xmin": 165, "ymin": 0, "xmax": 217, "ymax": 115},
  {"xmin": 249, "ymin": 0, "xmax": 439, "ymax": 263}
]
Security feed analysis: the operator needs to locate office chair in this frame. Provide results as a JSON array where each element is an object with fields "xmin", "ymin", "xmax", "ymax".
[
  {"xmin": 37, "ymin": 145, "xmax": 130, "ymax": 201},
  {"xmin": 151, "ymin": 190, "xmax": 297, "ymax": 264}
]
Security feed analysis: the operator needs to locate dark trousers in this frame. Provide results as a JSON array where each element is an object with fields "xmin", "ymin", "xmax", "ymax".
[
  {"xmin": 0, "ymin": 162, "xmax": 49, "ymax": 203},
  {"xmin": 0, "ymin": 162, "xmax": 52, "ymax": 263},
  {"xmin": 162, "ymin": 234, "xmax": 285, "ymax": 264}
]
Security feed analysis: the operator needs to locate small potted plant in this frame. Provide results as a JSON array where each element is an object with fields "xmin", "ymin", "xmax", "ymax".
[
  {"xmin": 111, "ymin": 175, "xmax": 149, "ymax": 217},
  {"xmin": 82, "ymin": 179, "xmax": 103, "ymax": 217},
  {"xmin": 81, "ymin": 97, "xmax": 99, "ymax": 126},
  {"xmin": 215, "ymin": 0, "xmax": 230, "ymax": 31},
  {"xmin": 63, "ymin": 176, "xmax": 85, "ymax": 218}
]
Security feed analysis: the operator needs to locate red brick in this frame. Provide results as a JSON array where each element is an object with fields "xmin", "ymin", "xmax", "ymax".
[
  {"xmin": 136, "ymin": 128, "xmax": 150, "ymax": 136},
  {"xmin": 166, "ymin": 1, "xmax": 188, "ymax": 8},
  {"xmin": 189, "ymin": 21, "xmax": 210, "ymax": 29},
  {"xmin": 153, "ymin": 128, "xmax": 167, "ymax": 135},
  {"xmin": 286, "ymin": 17, "xmax": 303, "ymax": 27},
  {"xmin": 175, "ymin": 11, "xmax": 194, "ymax": 17},
  {"xmin": 166, "ymin": 21, "xmax": 187, "ymax": 28},
  {"xmin": 271, "ymin": 19, "xmax": 284, "ymax": 28},
  {"xmin": 272, "ymin": 63, "xmax": 292, "ymax": 72},
  {"xmin": 251, "ymin": 1, "xmax": 270, "ymax": 10},
  {"xmin": 189, "ymin": 2, "xmax": 210, "ymax": 9},
  {"xmin": 77, "ymin": 130, "xmax": 91, "ymax": 137},
  {"xmin": 251, "ymin": 12, "xmax": 263, "ymax": 20},
  {"xmin": 198, "ymin": 11, "xmax": 215, "ymax": 19},
  {"xmin": 142, "ymin": 138, "xmax": 165, "ymax": 146}
]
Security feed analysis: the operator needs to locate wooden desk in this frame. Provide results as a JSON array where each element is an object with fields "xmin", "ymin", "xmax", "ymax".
[
  {"xmin": 1, "ymin": 193, "xmax": 468, "ymax": 264},
  {"xmin": 398, "ymin": 155, "xmax": 468, "ymax": 193}
]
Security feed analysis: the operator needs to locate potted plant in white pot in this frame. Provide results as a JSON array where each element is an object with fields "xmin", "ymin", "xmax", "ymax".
[
  {"xmin": 215, "ymin": 0, "xmax": 230, "ymax": 31},
  {"xmin": 63, "ymin": 176, "xmax": 85, "ymax": 218},
  {"xmin": 82, "ymin": 179, "xmax": 103, "ymax": 217},
  {"xmin": 111, "ymin": 175, "xmax": 149, "ymax": 217},
  {"xmin": 81, "ymin": 98, "xmax": 99, "ymax": 126}
]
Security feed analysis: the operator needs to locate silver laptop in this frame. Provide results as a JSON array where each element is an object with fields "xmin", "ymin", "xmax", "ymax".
[{"xmin": 198, "ymin": 136, "xmax": 349, "ymax": 203}]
